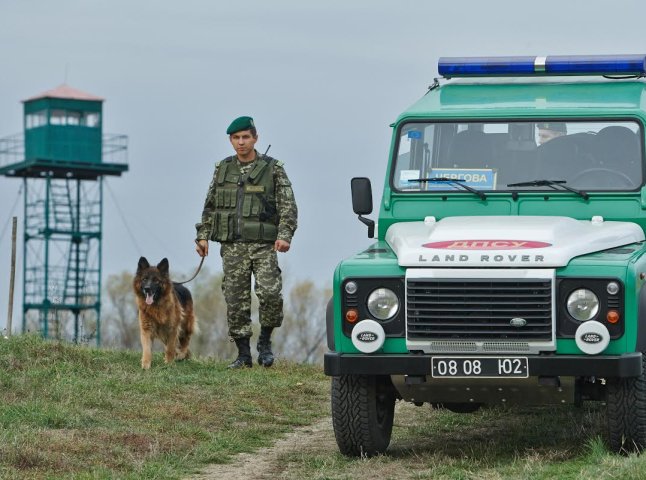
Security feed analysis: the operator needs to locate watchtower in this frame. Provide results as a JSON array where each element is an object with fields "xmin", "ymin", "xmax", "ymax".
[{"xmin": 0, "ymin": 84, "xmax": 128, "ymax": 344}]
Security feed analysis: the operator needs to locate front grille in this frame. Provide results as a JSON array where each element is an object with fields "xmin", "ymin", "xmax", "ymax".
[{"xmin": 407, "ymin": 278, "xmax": 552, "ymax": 341}]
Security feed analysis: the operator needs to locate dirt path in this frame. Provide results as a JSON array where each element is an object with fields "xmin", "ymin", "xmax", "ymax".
[{"xmin": 187, "ymin": 416, "xmax": 336, "ymax": 480}]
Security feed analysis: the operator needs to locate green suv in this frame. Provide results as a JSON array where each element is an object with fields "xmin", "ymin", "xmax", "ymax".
[{"xmin": 325, "ymin": 55, "xmax": 646, "ymax": 456}]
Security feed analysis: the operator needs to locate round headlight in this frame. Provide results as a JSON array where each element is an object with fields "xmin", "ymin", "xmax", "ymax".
[
  {"xmin": 366, "ymin": 288, "xmax": 399, "ymax": 320},
  {"xmin": 567, "ymin": 289, "xmax": 599, "ymax": 321}
]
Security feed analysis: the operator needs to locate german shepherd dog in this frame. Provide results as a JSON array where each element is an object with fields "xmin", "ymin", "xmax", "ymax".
[{"xmin": 133, "ymin": 257, "xmax": 196, "ymax": 369}]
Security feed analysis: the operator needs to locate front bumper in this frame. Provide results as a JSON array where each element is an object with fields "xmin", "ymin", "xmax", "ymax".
[{"xmin": 324, "ymin": 352, "xmax": 643, "ymax": 378}]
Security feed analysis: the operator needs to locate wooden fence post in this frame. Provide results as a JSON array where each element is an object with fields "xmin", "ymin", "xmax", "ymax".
[{"xmin": 6, "ymin": 216, "xmax": 17, "ymax": 337}]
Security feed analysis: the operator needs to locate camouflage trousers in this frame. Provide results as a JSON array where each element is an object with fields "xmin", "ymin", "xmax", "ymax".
[{"xmin": 220, "ymin": 242, "xmax": 283, "ymax": 339}]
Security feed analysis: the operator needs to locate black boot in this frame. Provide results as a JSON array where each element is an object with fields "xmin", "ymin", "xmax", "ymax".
[
  {"xmin": 257, "ymin": 327, "xmax": 275, "ymax": 367},
  {"xmin": 228, "ymin": 337, "xmax": 252, "ymax": 369}
]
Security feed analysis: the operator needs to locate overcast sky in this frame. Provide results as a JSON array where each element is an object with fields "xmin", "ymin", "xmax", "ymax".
[{"xmin": 1, "ymin": 0, "xmax": 645, "ymax": 331}]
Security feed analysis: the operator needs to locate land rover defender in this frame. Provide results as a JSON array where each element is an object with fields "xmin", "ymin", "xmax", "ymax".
[{"xmin": 324, "ymin": 55, "xmax": 646, "ymax": 456}]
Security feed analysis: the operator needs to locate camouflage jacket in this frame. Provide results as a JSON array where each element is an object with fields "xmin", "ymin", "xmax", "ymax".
[{"xmin": 195, "ymin": 151, "xmax": 298, "ymax": 244}]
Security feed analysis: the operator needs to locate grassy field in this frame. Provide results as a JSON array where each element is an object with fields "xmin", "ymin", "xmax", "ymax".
[
  {"xmin": 0, "ymin": 335, "xmax": 328, "ymax": 479},
  {"xmin": 281, "ymin": 403, "xmax": 646, "ymax": 480},
  {"xmin": 1, "ymin": 335, "xmax": 645, "ymax": 479}
]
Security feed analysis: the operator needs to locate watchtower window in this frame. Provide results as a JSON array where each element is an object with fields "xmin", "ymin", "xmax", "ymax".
[
  {"xmin": 48, "ymin": 109, "xmax": 100, "ymax": 127},
  {"xmin": 82, "ymin": 112, "xmax": 100, "ymax": 127},
  {"xmin": 67, "ymin": 111, "xmax": 81, "ymax": 125},
  {"xmin": 50, "ymin": 110, "xmax": 66, "ymax": 125},
  {"xmin": 25, "ymin": 111, "xmax": 47, "ymax": 129}
]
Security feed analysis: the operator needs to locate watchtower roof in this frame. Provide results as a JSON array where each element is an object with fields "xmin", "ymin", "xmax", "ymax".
[{"xmin": 23, "ymin": 84, "xmax": 104, "ymax": 103}]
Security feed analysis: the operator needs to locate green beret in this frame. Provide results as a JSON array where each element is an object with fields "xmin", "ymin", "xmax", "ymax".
[
  {"xmin": 537, "ymin": 122, "xmax": 567, "ymax": 134},
  {"xmin": 226, "ymin": 116, "xmax": 255, "ymax": 135}
]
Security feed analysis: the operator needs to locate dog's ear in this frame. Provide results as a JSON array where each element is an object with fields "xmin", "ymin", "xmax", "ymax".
[
  {"xmin": 157, "ymin": 258, "xmax": 169, "ymax": 275},
  {"xmin": 137, "ymin": 257, "xmax": 150, "ymax": 272}
]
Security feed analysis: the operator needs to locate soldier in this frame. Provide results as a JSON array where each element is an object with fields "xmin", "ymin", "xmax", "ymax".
[
  {"xmin": 537, "ymin": 122, "xmax": 567, "ymax": 145},
  {"xmin": 195, "ymin": 116, "xmax": 297, "ymax": 369}
]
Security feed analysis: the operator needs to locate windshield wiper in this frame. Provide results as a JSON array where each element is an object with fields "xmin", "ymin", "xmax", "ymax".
[
  {"xmin": 409, "ymin": 177, "xmax": 486, "ymax": 200},
  {"xmin": 506, "ymin": 179, "xmax": 589, "ymax": 200}
]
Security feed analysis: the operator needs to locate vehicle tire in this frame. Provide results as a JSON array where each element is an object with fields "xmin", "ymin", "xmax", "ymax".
[
  {"xmin": 331, "ymin": 374, "xmax": 396, "ymax": 457},
  {"xmin": 606, "ymin": 353, "xmax": 646, "ymax": 454}
]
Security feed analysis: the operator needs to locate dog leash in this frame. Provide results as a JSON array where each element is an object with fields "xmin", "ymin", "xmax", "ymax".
[{"xmin": 173, "ymin": 256, "xmax": 205, "ymax": 285}]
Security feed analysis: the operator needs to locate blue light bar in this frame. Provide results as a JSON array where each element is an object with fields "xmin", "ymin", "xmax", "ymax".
[{"xmin": 438, "ymin": 54, "xmax": 646, "ymax": 78}]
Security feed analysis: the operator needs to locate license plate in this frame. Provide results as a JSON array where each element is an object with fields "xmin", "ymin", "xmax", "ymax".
[{"xmin": 431, "ymin": 356, "xmax": 529, "ymax": 378}]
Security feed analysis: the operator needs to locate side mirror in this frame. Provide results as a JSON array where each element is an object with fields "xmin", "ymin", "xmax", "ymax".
[
  {"xmin": 351, "ymin": 177, "xmax": 373, "ymax": 214},
  {"xmin": 351, "ymin": 177, "xmax": 375, "ymax": 238}
]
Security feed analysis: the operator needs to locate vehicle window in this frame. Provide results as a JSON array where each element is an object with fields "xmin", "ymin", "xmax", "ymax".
[{"xmin": 393, "ymin": 120, "xmax": 643, "ymax": 192}]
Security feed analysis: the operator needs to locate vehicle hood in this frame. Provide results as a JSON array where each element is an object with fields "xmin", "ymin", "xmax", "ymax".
[{"xmin": 385, "ymin": 216, "xmax": 644, "ymax": 267}]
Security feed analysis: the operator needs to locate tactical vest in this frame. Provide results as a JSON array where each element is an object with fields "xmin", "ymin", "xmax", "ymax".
[{"xmin": 210, "ymin": 155, "xmax": 278, "ymax": 243}]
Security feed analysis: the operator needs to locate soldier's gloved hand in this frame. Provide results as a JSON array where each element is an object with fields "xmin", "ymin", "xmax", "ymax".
[
  {"xmin": 195, "ymin": 239, "xmax": 209, "ymax": 257},
  {"xmin": 274, "ymin": 239, "xmax": 290, "ymax": 253}
]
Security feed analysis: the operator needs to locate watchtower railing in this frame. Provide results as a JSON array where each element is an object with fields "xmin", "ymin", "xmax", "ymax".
[
  {"xmin": 0, "ymin": 132, "xmax": 24, "ymax": 167},
  {"xmin": 0, "ymin": 132, "xmax": 129, "ymax": 168}
]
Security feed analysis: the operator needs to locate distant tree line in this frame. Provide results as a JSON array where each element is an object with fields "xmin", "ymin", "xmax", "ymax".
[{"xmin": 101, "ymin": 268, "xmax": 331, "ymax": 364}]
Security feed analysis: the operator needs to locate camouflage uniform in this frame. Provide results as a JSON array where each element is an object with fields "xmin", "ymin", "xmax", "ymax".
[{"xmin": 196, "ymin": 152, "xmax": 297, "ymax": 339}]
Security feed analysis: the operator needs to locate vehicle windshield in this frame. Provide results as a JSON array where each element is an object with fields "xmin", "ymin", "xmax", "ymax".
[{"xmin": 393, "ymin": 120, "xmax": 643, "ymax": 192}]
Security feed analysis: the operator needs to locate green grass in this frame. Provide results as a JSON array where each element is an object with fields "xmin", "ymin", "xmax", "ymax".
[
  {"xmin": 278, "ymin": 402, "xmax": 646, "ymax": 480},
  {"xmin": 2, "ymin": 335, "xmax": 646, "ymax": 480},
  {"xmin": 0, "ymin": 334, "xmax": 328, "ymax": 479}
]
